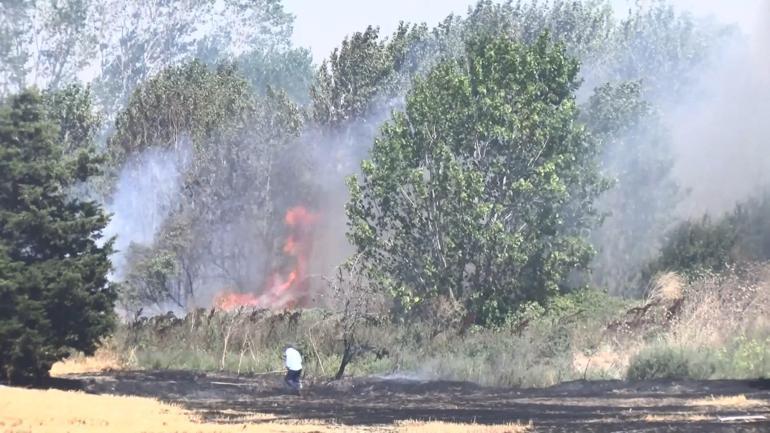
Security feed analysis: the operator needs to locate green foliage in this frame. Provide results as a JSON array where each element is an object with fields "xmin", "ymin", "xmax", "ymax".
[
  {"xmin": 645, "ymin": 191, "xmax": 770, "ymax": 279},
  {"xmin": 0, "ymin": 0, "xmax": 95, "ymax": 96},
  {"xmin": 647, "ymin": 215, "xmax": 739, "ymax": 278},
  {"xmin": 91, "ymin": 0, "xmax": 297, "ymax": 114},
  {"xmin": 310, "ymin": 23, "xmax": 429, "ymax": 127},
  {"xmin": 627, "ymin": 336, "xmax": 770, "ymax": 381},
  {"xmin": 112, "ymin": 291, "xmax": 632, "ymax": 387},
  {"xmin": 347, "ymin": 34, "xmax": 608, "ymax": 324},
  {"xmin": 627, "ymin": 345, "xmax": 708, "ymax": 380},
  {"xmin": 109, "ymin": 60, "xmax": 254, "ymax": 165},
  {"xmin": 236, "ymin": 48, "xmax": 314, "ymax": 104},
  {"xmin": 719, "ymin": 336, "xmax": 770, "ymax": 379},
  {"xmin": 42, "ymin": 84, "xmax": 104, "ymax": 156},
  {"xmin": 121, "ymin": 244, "xmax": 179, "ymax": 309},
  {"xmin": 111, "ymin": 60, "xmax": 305, "ymax": 309},
  {"xmin": 0, "ymin": 90, "xmax": 115, "ymax": 383},
  {"xmin": 432, "ymin": 0, "xmax": 718, "ymax": 97}
]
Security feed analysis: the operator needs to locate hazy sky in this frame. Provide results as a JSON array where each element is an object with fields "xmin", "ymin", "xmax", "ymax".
[{"xmin": 282, "ymin": 0, "xmax": 763, "ymax": 62}]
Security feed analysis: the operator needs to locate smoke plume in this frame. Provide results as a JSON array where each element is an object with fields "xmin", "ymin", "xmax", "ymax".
[
  {"xmin": 103, "ymin": 142, "xmax": 191, "ymax": 280},
  {"xmin": 668, "ymin": 2, "xmax": 770, "ymax": 217}
]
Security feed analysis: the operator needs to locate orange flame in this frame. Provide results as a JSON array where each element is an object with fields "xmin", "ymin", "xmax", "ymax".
[{"xmin": 214, "ymin": 206, "xmax": 318, "ymax": 311}]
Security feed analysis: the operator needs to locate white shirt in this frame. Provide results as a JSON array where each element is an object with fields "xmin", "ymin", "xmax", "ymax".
[{"xmin": 284, "ymin": 347, "xmax": 302, "ymax": 371}]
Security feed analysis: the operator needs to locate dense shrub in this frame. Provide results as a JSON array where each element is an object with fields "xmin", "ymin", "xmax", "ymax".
[
  {"xmin": 646, "ymin": 190, "xmax": 770, "ymax": 279},
  {"xmin": 627, "ymin": 345, "xmax": 710, "ymax": 380},
  {"xmin": 627, "ymin": 336, "xmax": 770, "ymax": 381}
]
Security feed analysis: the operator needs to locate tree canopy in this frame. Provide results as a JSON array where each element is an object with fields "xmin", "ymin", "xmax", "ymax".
[{"xmin": 346, "ymin": 35, "xmax": 608, "ymax": 324}]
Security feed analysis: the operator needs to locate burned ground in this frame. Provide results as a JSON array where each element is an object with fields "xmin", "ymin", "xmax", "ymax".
[{"xmin": 58, "ymin": 370, "xmax": 770, "ymax": 432}]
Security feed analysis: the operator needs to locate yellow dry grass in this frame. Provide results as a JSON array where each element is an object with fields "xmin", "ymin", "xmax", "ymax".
[
  {"xmin": 396, "ymin": 420, "xmax": 530, "ymax": 432},
  {"xmin": 572, "ymin": 345, "xmax": 630, "ymax": 379},
  {"xmin": 688, "ymin": 394, "xmax": 767, "ymax": 409},
  {"xmin": 0, "ymin": 386, "xmax": 531, "ymax": 433},
  {"xmin": 50, "ymin": 348, "xmax": 124, "ymax": 376},
  {"xmin": 642, "ymin": 413, "xmax": 711, "ymax": 422},
  {"xmin": 647, "ymin": 272, "xmax": 684, "ymax": 304}
]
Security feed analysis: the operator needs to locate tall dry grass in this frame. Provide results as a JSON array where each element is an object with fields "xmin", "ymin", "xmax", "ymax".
[
  {"xmin": 50, "ymin": 347, "xmax": 124, "ymax": 376},
  {"xmin": 623, "ymin": 263, "xmax": 770, "ymax": 380}
]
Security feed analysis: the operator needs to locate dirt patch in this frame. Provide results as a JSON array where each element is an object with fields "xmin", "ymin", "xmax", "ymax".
[{"xmin": 60, "ymin": 370, "xmax": 770, "ymax": 432}]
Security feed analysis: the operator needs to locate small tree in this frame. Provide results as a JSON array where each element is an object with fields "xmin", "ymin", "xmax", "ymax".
[
  {"xmin": 0, "ymin": 90, "xmax": 116, "ymax": 383},
  {"xmin": 329, "ymin": 255, "xmax": 385, "ymax": 380},
  {"xmin": 346, "ymin": 34, "xmax": 608, "ymax": 324}
]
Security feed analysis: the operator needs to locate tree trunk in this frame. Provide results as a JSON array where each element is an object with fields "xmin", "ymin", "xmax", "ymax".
[{"xmin": 334, "ymin": 338, "xmax": 353, "ymax": 380}]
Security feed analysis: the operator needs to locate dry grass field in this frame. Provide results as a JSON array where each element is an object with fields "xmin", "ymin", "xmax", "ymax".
[{"xmin": 0, "ymin": 386, "xmax": 529, "ymax": 433}]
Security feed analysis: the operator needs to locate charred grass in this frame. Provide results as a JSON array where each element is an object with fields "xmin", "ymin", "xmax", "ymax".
[{"xmin": 0, "ymin": 386, "xmax": 531, "ymax": 433}]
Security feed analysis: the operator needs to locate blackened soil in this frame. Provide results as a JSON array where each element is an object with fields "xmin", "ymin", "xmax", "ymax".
[{"xmin": 65, "ymin": 370, "xmax": 770, "ymax": 432}]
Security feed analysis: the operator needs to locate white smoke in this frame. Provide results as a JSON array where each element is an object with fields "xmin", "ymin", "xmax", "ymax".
[
  {"xmin": 103, "ymin": 142, "xmax": 191, "ymax": 279},
  {"xmin": 667, "ymin": 2, "xmax": 770, "ymax": 217}
]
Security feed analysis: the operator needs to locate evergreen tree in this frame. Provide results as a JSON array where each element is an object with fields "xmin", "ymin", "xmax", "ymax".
[{"xmin": 0, "ymin": 90, "xmax": 115, "ymax": 384}]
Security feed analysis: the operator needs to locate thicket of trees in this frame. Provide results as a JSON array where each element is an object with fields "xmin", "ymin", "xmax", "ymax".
[{"xmin": 0, "ymin": 0, "xmax": 742, "ymax": 381}]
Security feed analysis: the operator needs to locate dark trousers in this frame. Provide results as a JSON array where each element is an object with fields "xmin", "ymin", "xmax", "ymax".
[{"xmin": 285, "ymin": 369, "xmax": 302, "ymax": 390}]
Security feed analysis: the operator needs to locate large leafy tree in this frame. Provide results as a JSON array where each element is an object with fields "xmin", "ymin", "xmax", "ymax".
[
  {"xmin": 109, "ymin": 60, "xmax": 254, "ymax": 165},
  {"xmin": 0, "ymin": 0, "xmax": 309, "ymax": 115},
  {"xmin": 347, "ymin": 35, "xmax": 607, "ymax": 324},
  {"xmin": 0, "ymin": 90, "xmax": 115, "ymax": 383},
  {"xmin": 42, "ymin": 84, "xmax": 103, "ymax": 155},
  {"xmin": 433, "ymin": 1, "xmax": 717, "ymax": 295},
  {"xmin": 235, "ymin": 47, "xmax": 314, "ymax": 104}
]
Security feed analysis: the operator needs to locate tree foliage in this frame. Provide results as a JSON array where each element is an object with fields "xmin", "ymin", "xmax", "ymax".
[
  {"xmin": 0, "ymin": 0, "xmax": 95, "ymax": 96},
  {"xmin": 0, "ymin": 90, "xmax": 115, "ymax": 383},
  {"xmin": 110, "ymin": 60, "xmax": 304, "ymax": 310},
  {"xmin": 310, "ymin": 24, "xmax": 430, "ymax": 127},
  {"xmin": 0, "ymin": 0, "xmax": 311, "ymax": 117},
  {"xmin": 109, "ymin": 60, "xmax": 254, "ymax": 165},
  {"xmin": 346, "ymin": 35, "xmax": 607, "ymax": 324},
  {"xmin": 42, "ymin": 84, "xmax": 104, "ymax": 156}
]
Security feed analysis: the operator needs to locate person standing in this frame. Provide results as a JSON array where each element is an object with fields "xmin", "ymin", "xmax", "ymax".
[{"xmin": 283, "ymin": 344, "xmax": 303, "ymax": 394}]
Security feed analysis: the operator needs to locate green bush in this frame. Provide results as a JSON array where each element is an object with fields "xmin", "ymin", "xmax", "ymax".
[
  {"xmin": 627, "ymin": 336, "xmax": 770, "ymax": 381},
  {"xmin": 715, "ymin": 336, "xmax": 770, "ymax": 379},
  {"xmin": 627, "ymin": 345, "xmax": 703, "ymax": 380},
  {"xmin": 646, "ymin": 190, "xmax": 770, "ymax": 279}
]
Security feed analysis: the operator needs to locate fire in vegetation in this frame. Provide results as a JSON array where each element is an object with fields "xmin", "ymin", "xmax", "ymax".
[{"xmin": 215, "ymin": 206, "xmax": 319, "ymax": 311}]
